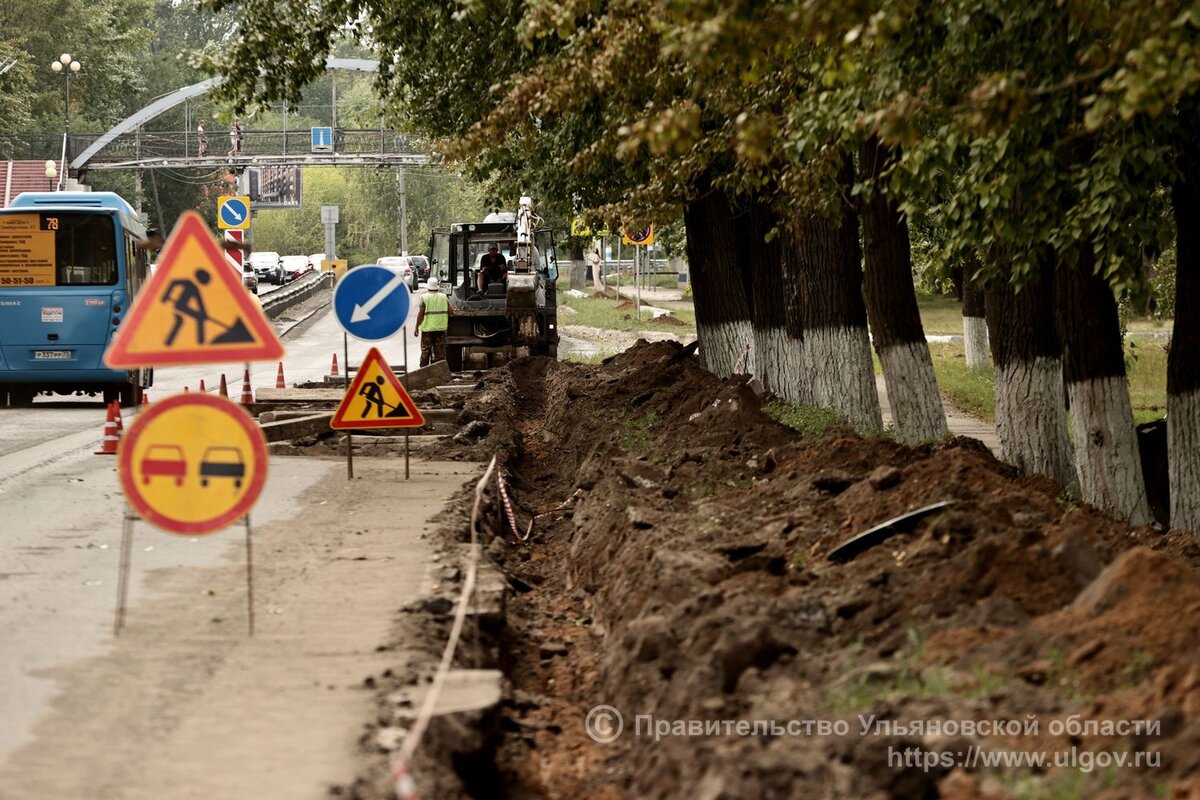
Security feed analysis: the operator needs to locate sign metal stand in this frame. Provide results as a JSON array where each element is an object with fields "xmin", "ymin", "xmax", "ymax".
[
  {"xmin": 344, "ymin": 332, "xmax": 353, "ymax": 480},
  {"xmin": 402, "ymin": 325, "xmax": 410, "ymax": 481},
  {"xmin": 114, "ymin": 504, "xmax": 136, "ymax": 636},
  {"xmin": 114, "ymin": 508, "xmax": 256, "ymax": 637},
  {"xmin": 244, "ymin": 514, "xmax": 255, "ymax": 636}
]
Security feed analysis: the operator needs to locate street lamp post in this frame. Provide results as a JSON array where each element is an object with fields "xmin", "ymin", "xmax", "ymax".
[
  {"xmin": 50, "ymin": 53, "xmax": 80, "ymax": 191},
  {"xmin": 44, "ymin": 161, "xmax": 57, "ymax": 192}
]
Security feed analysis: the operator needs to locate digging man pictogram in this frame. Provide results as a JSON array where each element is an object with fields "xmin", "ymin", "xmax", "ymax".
[{"xmin": 160, "ymin": 268, "xmax": 256, "ymax": 347}]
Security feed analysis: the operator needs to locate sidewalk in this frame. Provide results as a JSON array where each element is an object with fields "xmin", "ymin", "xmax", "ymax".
[
  {"xmin": 875, "ymin": 374, "xmax": 1000, "ymax": 454},
  {"xmin": 0, "ymin": 457, "xmax": 480, "ymax": 800}
]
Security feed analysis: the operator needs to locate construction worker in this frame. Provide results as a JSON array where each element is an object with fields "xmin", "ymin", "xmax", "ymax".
[{"xmin": 414, "ymin": 277, "xmax": 449, "ymax": 366}]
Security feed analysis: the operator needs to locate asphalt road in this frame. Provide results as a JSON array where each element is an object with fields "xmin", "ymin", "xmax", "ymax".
[{"xmin": 0, "ymin": 290, "xmax": 426, "ymax": 777}]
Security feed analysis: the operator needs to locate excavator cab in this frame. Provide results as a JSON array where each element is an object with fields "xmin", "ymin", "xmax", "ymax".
[{"xmin": 430, "ymin": 205, "xmax": 559, "ymax": 371}]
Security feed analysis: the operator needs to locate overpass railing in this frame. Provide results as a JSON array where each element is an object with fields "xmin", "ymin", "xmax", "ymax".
[{"xmin": 0, "ymin": 129, "xmax": 425, "ymax": 164}]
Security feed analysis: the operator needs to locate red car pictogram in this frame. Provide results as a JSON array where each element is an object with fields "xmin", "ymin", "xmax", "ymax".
[{"xmin": 140, "ymin": 444, "xmax": 186, "ymax": 486}]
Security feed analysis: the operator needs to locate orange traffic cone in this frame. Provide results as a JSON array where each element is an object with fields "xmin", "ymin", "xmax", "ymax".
[
  {"xmin": 94, "ymin": 402, "xmax": 119, "ymax": 455},
  {"xmin": 219, "ymin": 373, "xmax": 228, "ymax": 398},
  {"xmin": 275, "ymin": 362, "xmax": 286, "ymax": 389},
  {"xmin": 240, "ymin": 368, "xmax": 254, "ymax": 405},
  {"xmin": 113, "ymin": 403, "xmax": 125, "ymax": 437},
  {"xmin": 199, "ymin": 378, "xmax": 207, "ymax": 393},
  {"xmin": 330, "ymin": 353, "xmax": 339, "ymax": 378},
  {"xmin": 141, "ymin": 391, "xmax": 149, "ymax": 405}
]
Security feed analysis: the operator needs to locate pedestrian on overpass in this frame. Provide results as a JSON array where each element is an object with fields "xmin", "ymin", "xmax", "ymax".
[
  {"xmin": 197, "ymin": 119, "xmax": 208, "ymax": 157},
  {"xmin": 229, "ymin": 118, "xmax": 244, "ymax": 156},
  {"xmin": 414, "ymin": 277, "xmax": 449, "ymax": 367}
]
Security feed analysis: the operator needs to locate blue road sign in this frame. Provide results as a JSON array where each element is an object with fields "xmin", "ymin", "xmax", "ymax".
[
  {"xmin": 217, "ymin": 196, "xmax": 250, "ymax": 230},
  {"xmin": 333, "ymin": 265, "xmax": 411, "ymax": 341},
  {"xmin": 312, "ymin": 126, "xmax": 333, "ymax": 151}
]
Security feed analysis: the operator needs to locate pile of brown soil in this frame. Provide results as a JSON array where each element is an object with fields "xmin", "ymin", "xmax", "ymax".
[{"xmin": 428, "ymin": 341, "xmax": 1200, "ymax": 799}]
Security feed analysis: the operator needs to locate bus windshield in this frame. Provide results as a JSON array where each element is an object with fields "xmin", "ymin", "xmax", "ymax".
[{"xmin": 0, "ymin": 212, "xmax": 117, "ymax": 288}]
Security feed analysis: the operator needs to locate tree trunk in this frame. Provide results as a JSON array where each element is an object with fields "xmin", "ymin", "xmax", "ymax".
[
  {"xmin": 961, "ymin": 253, "xmax": 990, "ymax": 370},
  {"xmin": 787, "ymin": 156, "xmax": 882, "ymax": 432},
  {"xmin": 858, "ymin": 136, "xmax": 948, "ymax": 443},
  {"xmin": 684, "ymin": 187, "xmax": 753, "ymax": 377},
  {"xmin": 985, "ymin": 270, "xmax": 1076, "ymax": 490},
  {"xmin": 1056, "ymin": 250, "xmax": 1151, "ymax": 524},
  {"xmin": 1170, "ymin": 119, "xmax": 1200, "ymax": 532},
  {"xmin": 744, "ymin": 201, "xmax": 806, "ymax": 401}
]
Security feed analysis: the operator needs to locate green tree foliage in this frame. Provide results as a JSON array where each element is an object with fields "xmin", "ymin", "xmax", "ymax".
[{"xmin": 0, "ymin": 0, "xmax": 156, "ymax": 133}]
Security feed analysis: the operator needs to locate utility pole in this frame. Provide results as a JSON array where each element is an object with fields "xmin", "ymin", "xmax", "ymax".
[{"xmin": 396, "ymin": 166, "xmax": 408, "ymax": 254}]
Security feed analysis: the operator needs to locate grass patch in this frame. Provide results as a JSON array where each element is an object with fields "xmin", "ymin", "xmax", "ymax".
[
  {"xmin": 765, "ymin": 400, "xmax": 847, "ymax": 437},
  {"xmin": 559, "ymin": 288, "xmax": 697, "ymax": 334},
  {"xmin": 929, "ymin": 342, "xmax": 996, "ymax": 420},
  {"xmin": 1125, "ymin": 340, "xmax": 1168, "ymax": 424},
  {"xmin": 562, "ymin": 352, "xmax": 613, "ymax": 364},
  {"xmin": 927, "ymin": 341, "xmax": 1166, "ymax": 425},
  {"xmin": 915, "ymin": 292, "xmax": 966, "ymax": 335},
  {"xmin": 604, "ymin": 271, "xmax": 683, "ymax": 290},
  {"xmin": 618, "ymin": 411, "xmax": 661, "ymax": 453},
  {"xmin": 828, "ymin": 666, "xmax": 955, "ymax": 713}
]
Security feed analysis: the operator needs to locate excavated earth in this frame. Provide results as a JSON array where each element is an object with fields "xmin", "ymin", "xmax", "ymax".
[{"xmin": 353, "ymin": 341, "xmax": 1200, "ymax": 799}]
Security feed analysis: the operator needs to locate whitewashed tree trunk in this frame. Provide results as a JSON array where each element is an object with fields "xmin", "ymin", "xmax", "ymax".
[
  {"xmin": 878, "ymin": 342, "xmax": 948, "ymax": 442},
  {"xmin": 858, "ymin": 137, "xmax": 947, "ymax": 442},
  {"xmin": 994, "ymin": 357, "xmax": 1076, "ymax": 489},
  {"xmin": 758, "ymin": 327, "xmax": 809, "ymax": 404},
  {"xmin": 802, "ymin": 326, "xmax": 882, "ymax": 431},
  {"xmin": 697, "ymin": 320, "xmax": 754, "ymax": 378},
  {"xmin": 1067, "ymin": 377, "xmax": 1151, "ymax": 524},
  {"xmin": 961, "ymin": 257, "xmax": 991, "ymax": 370},
  {"xmin": 987, "ymin": 274, "xmax": 1077, "ymax": 491},
  {"xmin": 1057, "ymin": 255, "xmax": 1150, "ymax": 524},
  {"xmin": 786, "ymin": 155, "xmax": 882, "ymax": 432},
  {"xmin": 963, "ymin": 317, "xmax": 990, "ymax": 370},
  {"xmin": 685, "ymin": 186, "xmax": 754, "ymax": 380}
]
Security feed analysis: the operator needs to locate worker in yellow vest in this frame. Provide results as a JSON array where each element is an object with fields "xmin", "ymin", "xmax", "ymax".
[{"xmin": 414, "ymin": 277, "xmax": 449, "ymax": 366}]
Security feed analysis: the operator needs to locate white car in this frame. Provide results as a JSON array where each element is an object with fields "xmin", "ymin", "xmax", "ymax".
[
  {"xmin": 280, "ymin": 255, "xmax": 312, "ymax": 283},
  {"xmin": 376, "ymin": 256, "xmax": 418, "ymax": 292},
  {"xmin": 248, "ymin": 251, "xmax": 283, "ymax": 284}
]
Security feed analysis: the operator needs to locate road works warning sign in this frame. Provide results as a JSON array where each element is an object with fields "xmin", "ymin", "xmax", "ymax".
[
  {"xmin": 104, "ymin": 211, "xmax": 283, "ymax": 368},
  {"xmin": 330, "ymin": 347, "xmax": 425, "ymax": 430},
  {"xmin": 118, "ymin": 393, "xmax": 268, "ymax": 535}
]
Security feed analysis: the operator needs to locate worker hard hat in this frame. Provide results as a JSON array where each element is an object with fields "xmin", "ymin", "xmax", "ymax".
[{"xmin": 425, "ymin": 277, "xmax": 440, "ymax": 291}]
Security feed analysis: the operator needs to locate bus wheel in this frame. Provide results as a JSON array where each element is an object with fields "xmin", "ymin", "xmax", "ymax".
[
  {"xmin": 8, "ymin": 387, "xmax": 35, "ymax": 407},
  {"xmin": 446, "ymin": 345, "xmax": 464, "ymax": 373},
  {"xmin": 119, "ymin": 382, "xmax": 143, "ymax": 407}
]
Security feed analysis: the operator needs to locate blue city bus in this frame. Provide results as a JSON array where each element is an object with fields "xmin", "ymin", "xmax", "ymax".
[{"xmin": 0, "ymin": 191, "xmax": 152, "ymax": 406}]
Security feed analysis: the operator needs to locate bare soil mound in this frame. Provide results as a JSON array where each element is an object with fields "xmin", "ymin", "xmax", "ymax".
[{"xmin": 432, "ymin": 341, "xmax": 1200, "ymax": 799}]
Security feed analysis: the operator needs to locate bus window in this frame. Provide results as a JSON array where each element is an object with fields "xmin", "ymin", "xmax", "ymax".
[{"xmin": 47, "ymin": 214, "xmax": 117, "ymax": 286}]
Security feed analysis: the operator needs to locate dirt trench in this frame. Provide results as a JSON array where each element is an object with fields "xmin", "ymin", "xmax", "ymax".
[{"xmin": 371, "ymin": 341, "xmax": 1200, "ymax": 799}]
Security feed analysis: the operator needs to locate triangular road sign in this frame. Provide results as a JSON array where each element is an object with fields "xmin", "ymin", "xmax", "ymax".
[
  {"xmin": 105, "ymin": 210, "xmax": 284, "ymax": 368},
  {"xmin": 331, "ymin": 347, "xmax": 426, "ymax": 430}
]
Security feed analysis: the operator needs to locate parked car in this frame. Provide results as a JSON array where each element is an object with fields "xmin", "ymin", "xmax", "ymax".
[
  {"xmin": 281, "ymin": 255, "xmax": 311, "ymax": 283},
  {"xmin": 248, "ymin": 251, "xmax": 283, "ymax": 284},
  {"xmin": 377, "ymin": 256, "xmax": 418, "ymax": 291},
  {"xmin": 408, "ymin": 255, "xmax": 431, "ymax": 283},
  {"xmin": 308, "ymin": 252, "xmax": 327, "ymax": 270},
  {"xmin": 242, "ymin": 265, "xmax": 259, "ymax": 293}
]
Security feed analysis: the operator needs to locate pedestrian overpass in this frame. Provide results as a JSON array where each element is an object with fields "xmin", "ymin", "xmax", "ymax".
[{"xmin": 0, "ymin": 58, "xmax": 429, "ymax": 175}]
